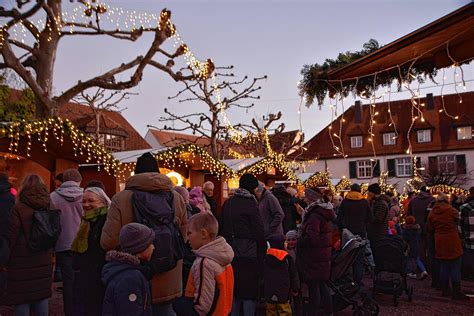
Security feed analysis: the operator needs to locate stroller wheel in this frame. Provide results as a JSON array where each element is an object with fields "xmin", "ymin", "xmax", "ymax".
[
  {"xmin": 407, "ymin": 286, "xmax": 414, "ymax": 302},
  {"xmin": 393, "ymin": 294, "xmax": 399, "ymax": 306}
]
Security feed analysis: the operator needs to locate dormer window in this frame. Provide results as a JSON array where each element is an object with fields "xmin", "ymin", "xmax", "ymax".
[
  {"xmin": 383, "ymin": 132, "xmax": 396, "ymax": 145},
  {"xmin": 350, "ymin": 136, "xmax": 363, "ymax": 148},
  {"xmin": 417, "ymin": 129, "xmax": 431, "ymax": 143}
]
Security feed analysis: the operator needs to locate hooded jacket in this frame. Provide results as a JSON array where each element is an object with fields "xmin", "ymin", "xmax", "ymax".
[
  {"xmin": 100, "ymin": 173, "xmax": 187, "ymax": 304},
  {"xmin": 50, "ymin": 180, "xmax": 84, "ymax": 252},
  {"xmin": 258, "ymin": 189, "xmax": 284, "ymax": 239},
  {"xmin": 297, "ymin": 200, "xmax": 336, "ymax": 281},
  {"xmin": 408, "ymin": 191, "xmax": 435, "ymax": 233},
  {"xmin": 264, "ymin": 248, "xmax": 299, "ymax": 304},
  {"xmin": 367, "ymin": 194, "xmax": 390, "ymax": 242},
  {"xmin": 184, "ymin": 237, "xmax": 234, "ymax": 316},
  {"xmin": 219, "ymin": 188, "xmax": 265, "ymax": 299},
  {"xmin": 336, "ymin": 191, "xmax": 372, "ymax": 238},
  {"xmin": 0, "ymin": 183, "xmax": 53, "ymax": 305},
  {"xmin": 102, "ymin": 251, "xmax": 152, "ymax": 316},
  {"xmin": 427, "ymin": 201, "xmax": 463, "ymax": 260}
]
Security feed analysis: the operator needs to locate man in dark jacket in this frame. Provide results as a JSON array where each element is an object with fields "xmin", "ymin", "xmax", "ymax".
[
  {"xmin": 337, "ymin": 183, "xmax": 372, "ymax": 285},
  {"xmin": 203, "ymin": 181, "xmax": 218, "ymax": 217},
  {"xmin": 219, "ymin": 173, "xmax": 265, "ymax": 316},
  {"xmin": 0, "ymin": 172, "xmax": 14, "ymax": 297},
  {"xmin": 256, "ymin": 182, "xmax": 284, "ymax": 239},
  {"xmin": 408, "ymin": 186, "xmax": 435, "ymax": 268},
  {"xmin": 367, "ymin": 183, "xmax": 390, "ymax": 245},
  {"xmin": 272, "ymin": 184, "xmax": 299, "ymax": 233}
]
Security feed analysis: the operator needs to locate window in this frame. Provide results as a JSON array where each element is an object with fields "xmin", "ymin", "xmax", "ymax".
[
  {"xmin": 357, "ymin": 160, "xmax": 372, "ymax": 178},
  {"xmin": 96, "ymin": 133, "xmax": 125, "ymax": 152},
  {"xmin": 438, "ymin": 155, "xmax": 456, "ymax": 174},
  {"xmin": 383, "ymin": 132, "xmax": 396, "ymax": 146},
  {"xmin": 457, "ymin": 126, "xmax": 472, "ymax": 140},
  {"xmin": 417, "ymin": 129, "xmax": 431, "ymax": 143},
  {"xmin": 351, "ymin": 136, "xmax": 363, "ymax": 148},
  {"xmin": 396, "ymin": 157, "xmax": 412, "ymax": 177}
]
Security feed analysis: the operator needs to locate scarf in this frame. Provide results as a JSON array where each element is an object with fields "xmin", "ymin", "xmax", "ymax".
[{"xmin": 71, "ymin": 206, "xmax": 108, "ymax": 254}]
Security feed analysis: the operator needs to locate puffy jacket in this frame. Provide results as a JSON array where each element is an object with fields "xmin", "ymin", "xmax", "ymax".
[
  {"xmin": 297, "ymin": 201, "xmax": 336, "ymax": 281},
  {"xmin": 408, "ymin": 191, "xmax": 435, "ymax": 233},
  {"xmin": 264, "ymin": 248, "xmax": 299, "ymax": 304},
  {"xmin": 0, "ymin": 183, "xmax": 53, "ymax": 306},
  {"xmin": 258, "ymin": 189, "xmax": 284, "ymax": 239},
  {"xmin": 50, "ymin": 181, "xmax": 83, "ymax": 252},
  {"xmin": 102, "ymin": 251, "xmax": 152, "ymax": 316},
  {"xmin": 100, "ymin": 172, "xmax": 187, "ymax": 304},
  {"xmin": 427, "ymin": 201, "xmax": 463, "ymax": 260},
  {"xmin": 336, "ymin": 191, "xmax": 372, "ymax": 238},
  {"xmin": 184, "ymin": 237, "xmax": 234, "ymax": 316},
  {"xmin": 368, "ymin": 195, "xmax": 390, "ymax": 242}
]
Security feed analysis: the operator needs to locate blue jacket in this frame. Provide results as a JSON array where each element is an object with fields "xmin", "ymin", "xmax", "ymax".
[
  {"xmin": 102, "ymin": 251, "xmax": 152, "ymax": 316},
  {"xmin": 402, "ymin": 224, "xmax": 421, "ymax": 258}
]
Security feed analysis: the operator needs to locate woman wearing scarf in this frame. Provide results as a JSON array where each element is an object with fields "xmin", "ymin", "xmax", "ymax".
[
  {"xmin": 71, "ymin": 187, "xmax": 110, "ymax": 316},
  {"xmin": 297, "ymin": 187, "xmax": 336, "ymax": 316}
]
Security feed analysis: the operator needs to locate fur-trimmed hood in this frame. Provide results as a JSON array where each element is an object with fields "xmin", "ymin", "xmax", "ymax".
[{"xmin": 102, "ymin": 250, "xmax": 141, "ymax": 285}]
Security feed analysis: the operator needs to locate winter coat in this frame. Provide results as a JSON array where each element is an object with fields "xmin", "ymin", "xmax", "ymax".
[
  {"xmin": 258, "ymin": 189, "xmax": 284, "ymax": 239},
  {"xmin": 459, "ymin": 200, "xmax": 474, "ymax": 250},
  {"xmin": 204, "ymin": 194, "xmax": 218, "ymax": 218},
  {"xmin": 272, "ymin": 187, "xmax": 299, "ymax": 233},
  {"xmin": 189, "ymin": 187, "xmax": 210, "ymax": 214},
  {"xmin": 367, "ymin": 195, "xmax": 390, "ymax": 243},
  {"xmin": 336, "ymin": 191, "xmax": 372, "ymax": 238},
  {"xmin": 184, "ymin": 237, "xmax": 234, "ymax": 316},
  {"xmin": 50, "ymin": 181, "xmax": 83, "ymax": 252},
  {"xmin": 102, "ymin": 251, "xmax": 152, "ymax": 316},
  {"xmin": 0, "ymin": 175, "xmax": 14, "ymax": 271},
  {"xmin": 264, "ymin": 248, "xmax": 299, "ymax": 304},
  {"xmin": 427, "ymin": 201, "xmax": 463, "ymax": 260},
  {"xmin": 74, "ymin": 213, "xmax": 107, "ymax": 316},
  {"xmin": 408, "ymin": 191, "xmax": 435, "ymax": 234},
  {"xmin": 402, "ymin": 223, "xmax": 422, "ymax": 258},
  {"xmin": 100, "ymin": 172, "xmax": 187, "ymax": 304},
  {"xmin": 0, "ymin": 183, "xmax": 53, "ymax": 305},
  {"xmin": 219, "ymin": 188, "xmax": 266, "ymax": 299},
  {"xmin": 297, "ymin": 201, "xmax": 336, "ymax": 282}
]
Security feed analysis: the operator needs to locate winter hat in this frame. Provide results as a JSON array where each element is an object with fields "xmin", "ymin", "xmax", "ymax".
[
  {"xmin": 286, "ymin": 230, "xmax": 298, "ymax": 240},
  {"xmin": 63, "ymin": 169, "xmax": 82, "ymax": 183},
  {"xmin": 350, "ymin": 183, "xmax": 361, "ymax": 192},
  {"xmin": 174, "ymin": 186, "xmax": 190, "ymax": 204},
  {"xmin": 135, "ymin": 152, "xmax": 159, "ymax": 174},
  {"xmin": 405, "ymin": 216, "xmax": 415, "ymax": 225},
  {"xmin": 304, "ymin": 187, "xmax": 322, "ymax": 203},
  {"xmin": 268, "ymin": 233, "xmax": 285, "ymax": 250},
  {"xmin": 119, "ymin": 223, "xmax": 155, "ymax": 255},
  {"xmin": 239, "ymin": 173, "xmax": 259, "ymax": 192},
  {"xmin": 368, "ymin": 183, "xmax": 381, "ymax": 195},
  {"xmin": 84, "ymin": 187, "xmax": 111, "ymax": 208}
]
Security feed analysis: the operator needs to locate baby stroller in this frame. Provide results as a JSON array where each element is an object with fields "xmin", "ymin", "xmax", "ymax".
[
  {"xmin": 329, "ymin": 229, "xmax": 379, "ymax": 315},
  {"xmin": 372, "ymin": 235, "xmax": 413, "ymax": 306}
]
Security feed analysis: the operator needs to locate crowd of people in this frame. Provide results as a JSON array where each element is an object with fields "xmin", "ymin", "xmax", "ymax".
[{"xmin": 0, "ymin": 153, "xmax": 473, "ymax": 316}]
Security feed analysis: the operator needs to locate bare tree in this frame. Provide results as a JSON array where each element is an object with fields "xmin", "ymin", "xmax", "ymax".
[
  {"xmin": 72, "ymin": 88, "xmax": 135, "ymax": 142},
  {"xmin": 0, "ymin": 1, "xmax": 200, "ymax": 118},
  {"xmin": 157, "ymin": 65, "xmax": 267, "ymax": 159}
]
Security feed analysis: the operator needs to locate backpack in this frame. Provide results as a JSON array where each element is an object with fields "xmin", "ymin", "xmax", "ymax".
[
  {"xmin": 132, "ymin": 190, "xmax": 185, "ymax": 274},
  {"xmin": 28, "ymin": 208, "xmax": 61, "ymax": 252}
]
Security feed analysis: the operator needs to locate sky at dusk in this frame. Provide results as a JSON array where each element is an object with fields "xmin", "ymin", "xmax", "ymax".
[{"xmin": 4, "ymin": 0, "xmax": 473, "ymax": 140}]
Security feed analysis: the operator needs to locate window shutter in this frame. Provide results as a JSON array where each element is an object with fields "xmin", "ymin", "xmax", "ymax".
[
  {"xmin": 428, "ymin": 156, "xmax": 438, "ymax": 175},
  {"xmin": 456, "ymin": 155, "xmax": 467, "ymax": 174},
  {"xmin": 387, "ymin": 159, "xmax": 396, "ymax": 177},
  {"xmin": 373, "ymin": 160, "xmax": 381, "ymax": 177},
  {"xmin": 349, "ymin": 161, "xmax": 357, "ymax": 179}
]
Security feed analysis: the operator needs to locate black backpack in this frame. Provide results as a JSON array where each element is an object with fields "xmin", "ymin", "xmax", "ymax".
[
  {"xmin": 28, "ymin": 208, "xmax": 61, "ymax": 252},
  {"xmin": 132, "ymin": 190, "xmax": 185, "ymax": 274}
]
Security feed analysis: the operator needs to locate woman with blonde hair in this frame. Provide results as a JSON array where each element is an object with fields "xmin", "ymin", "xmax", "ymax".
[
  {"xmin": 0, "ymin": 175, "xmax": 53, "ymax": 316},
  {"xmin": 427, "ymin": 193, "xmax": 468, "ymax": 300}
]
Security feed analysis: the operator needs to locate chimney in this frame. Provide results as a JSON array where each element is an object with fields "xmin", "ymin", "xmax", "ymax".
[
  {"xmin": 426, "ymin": 93, "xmax": 434, "ymax": 110},
  {"xmin": 354, "ymin": 100, "xmax": 362, "ymax": 123}
]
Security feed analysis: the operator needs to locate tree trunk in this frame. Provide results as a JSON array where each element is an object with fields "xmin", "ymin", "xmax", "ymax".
[
  {"xmin": 210, "ymin": 110, "xmax": 219, "ymax": 159},
  {"xmin": 34, "ymin": 0, "xmax": 62, "ymax": 118}
]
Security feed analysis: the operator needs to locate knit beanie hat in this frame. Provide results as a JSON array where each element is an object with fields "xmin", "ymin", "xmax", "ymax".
[
  {"xmin": 350, "ymin": 183, "xmax": 361, "ymax": 192},
  {"xmin": 368, "ymin": 183, "xmax": 381, "ymax": 195},
  {"xmin": 268, "ymin": 233, "xmax": 285, "ymax": 250},
  {"xmin": 135, "ymin": 152, "xmax": 159, "ymax": 174},
  {"xmin": 119, "ymin": 223, "xmax": 155, "ymax": 255},
  {"xmin": 304, "ymin": 187, "xmax": 322, "ymax": 203},
  {"xmin": 63, "ymin": 169, "xmax": 82, "ymax": 183},
  {"xmin": 405, "ymin": 216, "xmax": 416, "ymax": 225},
  {"xmin": 239, "ymin": 173, "xmax": 259, "ymax": 193},
  {"xmin": 285, "ymin": 230, "xmax": 298, "ymax": 240}
]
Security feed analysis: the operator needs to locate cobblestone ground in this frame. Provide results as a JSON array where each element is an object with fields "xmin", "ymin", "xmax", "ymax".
[{"xmin": 0, "ymin": 277, "xmax": 473, "ymax": 315}]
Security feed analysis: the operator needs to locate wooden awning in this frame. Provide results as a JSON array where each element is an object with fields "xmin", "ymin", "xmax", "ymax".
[{"xmin": 327, "ymin": 3, "xmax": 474, "ymax": 81}]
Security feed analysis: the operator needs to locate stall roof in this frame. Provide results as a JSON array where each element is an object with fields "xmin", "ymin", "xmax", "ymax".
[
  {"xmin": 112, "ymin": 148, "xmax": 168, "ymax": 164},
  {"xmin": 327, "ymin": 3, "xmax": 474, "ymax": 81},
  {"xmin": 221, "ymin": 157, "xmax": 264, "ymax": 172},
  {"xmin": 297, "ymin": 172, "xmax": 314, "ymax": 183}
]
